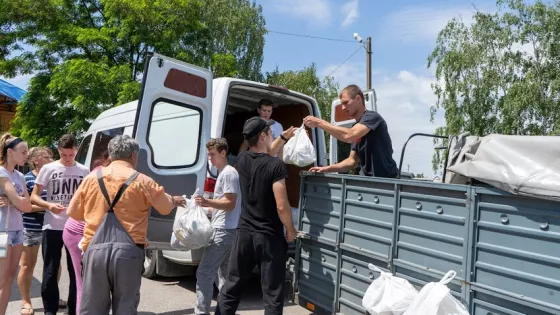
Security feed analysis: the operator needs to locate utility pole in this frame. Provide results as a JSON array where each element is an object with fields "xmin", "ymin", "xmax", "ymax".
[
  {"xmin": 366, "ymin": 36, "xmax": 372, "ymax": 90},
  {"xmin": 353, "ymin": 33, "xmax": 373, "ymax": 89}
]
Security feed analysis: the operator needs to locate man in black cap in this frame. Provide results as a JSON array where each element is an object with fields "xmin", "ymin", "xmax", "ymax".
[{"xmin": 215, "ymin": 117, "xmax": 297, "ymax": 315}]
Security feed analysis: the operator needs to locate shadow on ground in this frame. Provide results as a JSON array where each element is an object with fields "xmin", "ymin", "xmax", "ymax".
[{"xmin": 137, "ymin": 274, "xmax": 300, "ymax": 315}]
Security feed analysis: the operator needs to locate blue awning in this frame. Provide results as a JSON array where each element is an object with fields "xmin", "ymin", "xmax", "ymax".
[{"xmin": 0, "ymin": 78, "xmax": 26, "ymax": 102}]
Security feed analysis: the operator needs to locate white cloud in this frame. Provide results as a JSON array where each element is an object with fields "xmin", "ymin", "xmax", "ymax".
[
  {"xmin": 320, "ymin": 62, "xmax": 446, "ymax": 178},
  {"xmin": 341, "ymin": 0, "xmax": 359, "ymax": 27},
  {"xmin": 271, "ymin": 0, "xmax": 332, "ymax": 27},
  {"xmin": 384, "ymin": 5, "xmax": 478, "ymax": 44}
]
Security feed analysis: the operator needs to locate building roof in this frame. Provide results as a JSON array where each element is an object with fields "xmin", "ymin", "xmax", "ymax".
[{"xmin": 0, "ymin": 78, "xmax": 26, "ymax": 103}]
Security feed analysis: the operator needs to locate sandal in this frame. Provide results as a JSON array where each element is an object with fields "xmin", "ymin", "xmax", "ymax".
[
  {"xmin": 59, "ymin": 299, "xmax": 67, "ymax": 309},
  {"xmin": 20, "ymin": 304, "xmax": 34, "ymax": 315}
]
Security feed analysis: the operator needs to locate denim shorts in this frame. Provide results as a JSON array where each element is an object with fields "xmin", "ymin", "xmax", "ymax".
[
  {"xmin": 23, "ymin": 230, "xmax": 43, "ymax": 247},
  {"xmin": 7, "ymin": 230, "xmax": 24, "ymax": 246}
]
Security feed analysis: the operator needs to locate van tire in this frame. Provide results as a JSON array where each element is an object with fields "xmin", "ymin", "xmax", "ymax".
[{"xmin": 143, "ymin": 249, "xmax": 158, "ymax": 279}]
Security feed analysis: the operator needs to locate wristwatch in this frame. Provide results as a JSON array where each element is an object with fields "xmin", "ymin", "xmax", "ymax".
[{"xmin": 280, "ymin": 135, "xmax": 289, "ymax": 142}]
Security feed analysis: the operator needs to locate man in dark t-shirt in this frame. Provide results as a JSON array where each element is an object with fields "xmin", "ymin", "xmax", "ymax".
[
  {"xmin": 215, "ymin": 117, "xmax": 297, "ymax": 315},
  {"xmin": 303, "ymin": 84, "xmax": 398, "ymax": 178}
]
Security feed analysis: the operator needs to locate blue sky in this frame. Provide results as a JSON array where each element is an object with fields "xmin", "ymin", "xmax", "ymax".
[
  {"xmin": 257, "ymin": 0, "xmax": 499, "ymax": 177},
  {"xmin": 2, "ymin": 0, "xmax": 498, "ymax": 177}
]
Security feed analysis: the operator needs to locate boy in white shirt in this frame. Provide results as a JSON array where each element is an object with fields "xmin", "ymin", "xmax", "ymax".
[
  {"xmin": 238, "ymin": 99, "xmax": 284, "ymax": 154},
  {"xmin": 31, "ymin": 134, "xmax": 89, "ymax": 315},
  {"xmin": 193, "ymin": 138, "xmax": 242, "ymax": 315}
]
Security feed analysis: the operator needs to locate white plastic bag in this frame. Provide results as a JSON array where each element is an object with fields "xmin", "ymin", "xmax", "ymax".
[
  {"xmin": 170, "ymin": 189, "xmax": 214, "ymax": 251},
  {"xmin": 362, "ymin": 264, "xmax": 419, "ymax": 315},
  {"xmin": 283, "ymin": 124, "xmax": 316, "ymax": 167},
  {"xmin": 403, "ymin": 271, "xmax": 470, "ymax": 315}
]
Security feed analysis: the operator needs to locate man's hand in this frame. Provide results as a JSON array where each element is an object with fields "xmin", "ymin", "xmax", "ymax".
[
  {"xmin": 282, "ymin": 126, "xmax": 297, "ymax": 140},
  {"xmin": 285, "ymin": 226, "xmax": 297, "ymax": 243},
  {"xmin": 194, "ymin": 195, "xmax": 209, "ymax": 207},
  {"xmin": 0, "ymin": 196, "xmax": 10, "ymax": 207},
  {"xmin": 172, "ymin": 196, "xmax": 186, "ymax": 208},
  {"xmin": 303, "ymin": 116, "xmax": 323, "ymax": 128},
  {"xmin": 309, "ymin": 166, "xmax": 329, "ymax": 173},
  {"xmin": 49, "ymin": 203, "xmax": 66, "ymax": 214}
]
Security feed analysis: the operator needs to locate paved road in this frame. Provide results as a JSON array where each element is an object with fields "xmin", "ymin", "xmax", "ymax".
[{"xmin": 7, "ymin": 251, "xmax": 311, "ymax": 314}]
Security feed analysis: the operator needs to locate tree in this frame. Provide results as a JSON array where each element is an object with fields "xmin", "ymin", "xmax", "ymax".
[
  {"xmin": 427, "ymin": 0, "xmax": 560, "ymax": 171},
  {"xmin": 0, "ymin": 0, "xmax": 266, "ymax": 145},
  {"xmin": 199, "ymin": 0, "xmax": 266, "ymax": 81},
  {"xmin": 265, "ymin": 63, "xmax": 339, "ymax": 124}
]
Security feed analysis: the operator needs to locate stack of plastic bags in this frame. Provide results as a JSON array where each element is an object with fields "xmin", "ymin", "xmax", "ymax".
[
  {"xmin": 362, "ymin": 264, "xmax": 471, "ymax": 315},
  {"xmin": 170, "ymin": 188, "xmax": 214, "ymax": 251}
]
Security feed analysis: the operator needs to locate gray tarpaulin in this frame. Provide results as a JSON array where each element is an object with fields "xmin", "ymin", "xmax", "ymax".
[{"xmin": 445, "ymin": 133, "xmax": 560, "ymax": 201}]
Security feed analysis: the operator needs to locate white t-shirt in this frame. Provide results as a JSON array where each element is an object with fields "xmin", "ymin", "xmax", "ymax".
[
  {"xmin": 0, "ymin": 166, "xmax": 25, "ymax": 231},
  {"xmin": 36, "ymin": 161, "xmax": 89, "ymax": 230},
  {"xmin": 269, "ymin": 120, "xmax": 283, "ymax": 140},
  {"xmin": 211, "ymin": 165, "xmax": 241, "ymax": 229}
]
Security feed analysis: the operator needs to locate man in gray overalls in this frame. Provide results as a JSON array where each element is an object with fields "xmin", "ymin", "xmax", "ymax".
[{"xmin": 67, "ymin": 135, "xmax": 185, "ymax": 314}]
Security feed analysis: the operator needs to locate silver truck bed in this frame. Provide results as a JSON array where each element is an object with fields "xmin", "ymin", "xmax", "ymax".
[{"xmin": 292, "ymin": 172, "xmax": 560, "ymax": 315}]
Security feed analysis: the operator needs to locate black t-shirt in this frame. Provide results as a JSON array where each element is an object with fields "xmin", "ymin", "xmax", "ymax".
[
  {"xmin": 351, "ymin": 110, "xmax": 398, "ymax": 178},
  {"xmin": 235, "ymin": 151, "xmax": 289, "ymax": 237}
]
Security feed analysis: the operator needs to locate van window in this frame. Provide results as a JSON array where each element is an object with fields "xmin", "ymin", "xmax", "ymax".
[
  {"xmin": 148, "ymin": 100, "xmax": 201, "ymax": 168},
  {"xmin": 91, "ymin": 127, "xmax": 125, "ymax": 169},
  {"xmin": 76, "ymin": 134, "xmax": 92, "ymax": 165}
]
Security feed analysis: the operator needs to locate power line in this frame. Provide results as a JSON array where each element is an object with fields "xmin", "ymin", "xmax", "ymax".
[
  {"xmin": 324, "ymin": 46, "xmax": 363, "ymax": 78},
  {"xmin": 266, "ymin": 30, "xmax": 355, "ymax": 43}
]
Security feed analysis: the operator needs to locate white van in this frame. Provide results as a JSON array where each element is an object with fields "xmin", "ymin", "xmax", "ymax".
[{"xmin": 75, "ymin": 53, "xmax": 327, "ymax": 278}]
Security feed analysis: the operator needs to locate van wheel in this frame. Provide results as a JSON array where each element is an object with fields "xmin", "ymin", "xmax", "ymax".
[{"xmin": 143, "ymin": 249, "xmax": 158, "ymax": 279}]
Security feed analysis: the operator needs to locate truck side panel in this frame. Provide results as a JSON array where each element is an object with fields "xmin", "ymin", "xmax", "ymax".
[{"xmin": 293, "ymin": 173, "xmax": 560, "ymax": 315}]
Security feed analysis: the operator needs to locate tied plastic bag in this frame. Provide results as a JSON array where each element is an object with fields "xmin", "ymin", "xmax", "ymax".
[
  {"xmin": 170, "ymin": 189, "xmax": 214, "ymax": 251},
  {"xmin": 283, "ymin": 124, "xmax": 316, "ymax": 167},
  {"xmin": 403, "ymin": 270, "xmax": 470, "ymax": 315},
  {"xmin": 362, "ymin": 264, "xmax": 418, "ymax": 315}
]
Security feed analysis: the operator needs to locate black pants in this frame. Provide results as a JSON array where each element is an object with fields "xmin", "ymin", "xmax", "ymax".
[
  {"xmin": 215, "ymin": 230, "xmax": 288, "ymax": 315},
  {"xmin": 41, "ymin": 229, "xmax": 77, "ymax": 315}
]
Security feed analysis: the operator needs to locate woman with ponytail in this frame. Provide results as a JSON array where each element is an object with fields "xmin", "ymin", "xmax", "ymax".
[
  {"xmin": 18, "ymin": 146, "xmax": 54, "ymax": 315},
  {"xmin": 0, "ymin": 133, "xmax": 32, "ymax": 314}
]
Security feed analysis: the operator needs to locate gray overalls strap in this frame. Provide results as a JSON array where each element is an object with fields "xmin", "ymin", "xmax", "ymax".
[
  {"xmin": 80, "ymin": 168, "xmax": 144, "ymax": 315},
  {"xmin": 87, "ymin": 168, "xmax": 140, "ymax": 248}
]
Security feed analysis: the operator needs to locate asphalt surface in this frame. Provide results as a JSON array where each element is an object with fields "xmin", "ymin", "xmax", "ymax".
[{"xmin": 7, "ymin": 251, "xmax": 311, "ymax": 314}]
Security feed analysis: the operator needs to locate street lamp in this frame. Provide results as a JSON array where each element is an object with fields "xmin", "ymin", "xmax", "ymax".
[{"xmin": 353, "ymin": 33, "xmax": 372, "ymax": 90}]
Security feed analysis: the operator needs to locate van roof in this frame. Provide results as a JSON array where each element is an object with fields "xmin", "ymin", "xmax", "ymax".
[
  {"xmin": 87, "ymin": 100, "xmax": 138, "ymax": 133},
  {"xmin": 87, "ymin": 77, "xmax": 318, "ymax": 134}
]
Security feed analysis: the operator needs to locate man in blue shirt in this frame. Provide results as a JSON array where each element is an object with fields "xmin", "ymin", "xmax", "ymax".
[{"xmin": 303, "ymin": 84, "xmax": 398, "ymax": 178}]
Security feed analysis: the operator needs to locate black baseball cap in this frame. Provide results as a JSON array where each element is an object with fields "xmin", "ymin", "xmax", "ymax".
[{"xmin": 243, "ymin": 117, "xmax": 275, "ymax": 139}]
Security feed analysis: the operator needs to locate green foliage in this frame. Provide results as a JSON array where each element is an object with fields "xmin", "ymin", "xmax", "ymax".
[
  {"xmin": 265, "ymin": 63, "xmax": 339, "ymax": 124},
  {"xmin": 427, "ymin": 0, "xmax": 560, "ymax": 171},
  {"xmin": 199, "ymin": 0, "xmax": 266, "ymax": 81},
  {"xmin": 0, "ymin": 0, "xmax": 266, "ymax": 145}
]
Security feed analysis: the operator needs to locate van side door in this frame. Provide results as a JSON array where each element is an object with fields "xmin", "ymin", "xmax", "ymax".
[{"xmin": 133, "ymin": 52, "xmax": 212, "ymax": 250}]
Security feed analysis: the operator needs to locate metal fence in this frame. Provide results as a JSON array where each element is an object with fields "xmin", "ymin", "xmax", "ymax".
[{"xmin": 293, "ymin": 172, "xmax": 560, "ymax": 315}]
